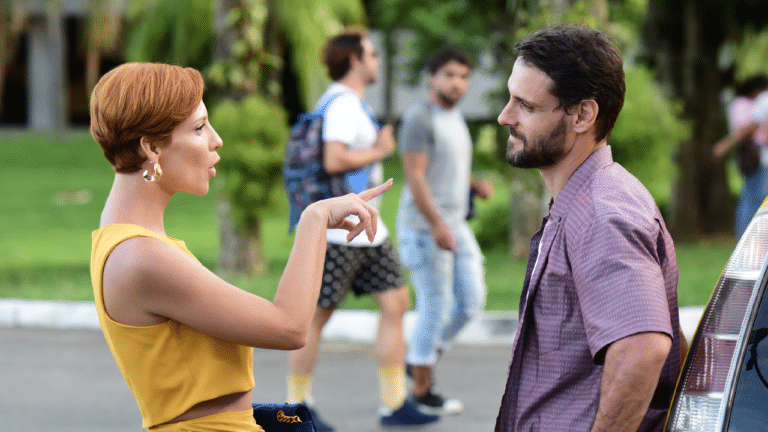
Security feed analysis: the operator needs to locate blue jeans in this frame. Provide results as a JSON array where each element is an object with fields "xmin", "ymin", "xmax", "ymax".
[
  {"xmin": 736, "ymin": 165, "xmax": 768, "ymax": 239},
  {"xmin": 398, "ymin": 222, "xmax": 486, "ymax": 365}
]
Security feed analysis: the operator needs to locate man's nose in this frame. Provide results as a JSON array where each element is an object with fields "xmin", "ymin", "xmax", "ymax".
[{"xmin": 498, "ymin": 104, "xmax": 515, "ymax": 126}]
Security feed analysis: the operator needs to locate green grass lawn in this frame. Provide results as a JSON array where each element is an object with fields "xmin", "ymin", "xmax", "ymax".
[{"xmin": 0, "ymin": 129, "xmax": 734, "ymax": 310}]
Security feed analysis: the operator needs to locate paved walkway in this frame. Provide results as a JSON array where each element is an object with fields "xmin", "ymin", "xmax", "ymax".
[
  {"xmin": 0, "ymin": 301, "xmax": 705, "ymax": 432},
  {"xmin": 2, "ymin": 328, "xmax": 509, "ymax": 432}
]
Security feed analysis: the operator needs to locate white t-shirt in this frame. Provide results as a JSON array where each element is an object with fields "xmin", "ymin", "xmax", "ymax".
[{"xmin": 317, "ymin": 83, "xmax": 388, "ymax": 246}]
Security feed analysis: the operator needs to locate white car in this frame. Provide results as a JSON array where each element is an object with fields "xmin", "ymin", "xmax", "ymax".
[{"xmin": 666, "ymin": 201, "xmax": 768, "ymax": 431}]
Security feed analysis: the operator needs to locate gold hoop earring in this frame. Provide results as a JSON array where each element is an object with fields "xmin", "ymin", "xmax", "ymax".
[{"xmin": 143, "ymin": 162, "xmax": 162, "ymax": 182}]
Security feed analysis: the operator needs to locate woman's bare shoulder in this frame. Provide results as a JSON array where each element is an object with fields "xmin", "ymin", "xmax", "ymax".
[{"xmin": 102, "ymin": 236, "xmax": 202, "ymax": 326}]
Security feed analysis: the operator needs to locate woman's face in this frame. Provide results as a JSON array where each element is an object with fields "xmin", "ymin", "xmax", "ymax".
[{"xmin": 157, "ymin": 101, "xmax": 223, "ymax": 196}]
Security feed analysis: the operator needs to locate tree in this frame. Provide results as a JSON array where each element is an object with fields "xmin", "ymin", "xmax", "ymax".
[
  {"xmin": 208, "ymin": 0, "xmax": 290, "ymax": 276},
  {"xmin": 642, "ymin": 0, "xmax": 768, "ymax": 239},
  {"xmin": 124, "ymin": 0, "xmax": 214, "ymax": 71},
  {"xmin": 84, "ymin": 0, "xmax": 122, "ymax": 95},
  {"xmin": 271, "ymin": 0, "xmax": 366, "ymax": 109},
  {"xmin": 208, "ymin": 0, "xmax": 366, "ymax": 275},
  {"xmin": 0, "ymin": 0, "xmax": 29, "ymax": 120}
]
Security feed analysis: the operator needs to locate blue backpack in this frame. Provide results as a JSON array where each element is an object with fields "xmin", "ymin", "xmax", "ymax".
[
  {"xmin": 283, "ymin": 92, "xmax": 381, "ymax": 231},
  {"xmin": 283, "ymin": 93, "xmax": 348, "ymax": 231}
]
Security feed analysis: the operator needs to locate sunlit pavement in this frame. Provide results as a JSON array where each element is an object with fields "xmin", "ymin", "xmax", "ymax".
[
  {"xmin": 1, "ymin": 328, "xmax": 509, "ymax": 432},
  {"xmin": 0, "ymin": 301, "xmax": 704, "ymax": 431}
]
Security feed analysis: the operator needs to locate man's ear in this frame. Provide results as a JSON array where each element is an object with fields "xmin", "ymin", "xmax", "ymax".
[
  {"xmin": 348, "ymin": 53, "xmax": 359, "ymax": 70},
  {"xmin": 139, "ymin": 137, "xmax": 161, "ymax": 162},
  {"xmin": 572, "ymin": 99, "xmax": 599, "ymax": 135}
]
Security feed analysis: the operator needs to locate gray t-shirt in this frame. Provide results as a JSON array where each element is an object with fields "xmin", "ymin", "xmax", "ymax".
[{"xmin": 397, "ymin": 100, "xmax": 472, "ymax": 230}]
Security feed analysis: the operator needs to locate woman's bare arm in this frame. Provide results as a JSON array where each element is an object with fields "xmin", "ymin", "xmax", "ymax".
[{"xmin": 102, "ymin": 180, "xmax": 392, "ymax": 349}]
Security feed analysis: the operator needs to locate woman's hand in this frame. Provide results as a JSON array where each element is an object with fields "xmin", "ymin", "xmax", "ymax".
[{"xmin": 306, "ymin": 179, "xmax": 393, "ymax": 243}]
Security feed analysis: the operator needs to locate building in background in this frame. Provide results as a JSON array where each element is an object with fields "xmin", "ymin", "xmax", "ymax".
[{"xmin": 2, "ymin": 0, "xmax": 124, "ymax": 130}]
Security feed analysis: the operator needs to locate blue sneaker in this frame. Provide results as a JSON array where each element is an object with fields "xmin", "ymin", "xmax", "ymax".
[
  {"xmin": 305, "ymin": 405, "xmax": 335, "ymax": 432},
  {"xmin": 379, "ymin": 398, "xmax": 440, "ymax": 427}
]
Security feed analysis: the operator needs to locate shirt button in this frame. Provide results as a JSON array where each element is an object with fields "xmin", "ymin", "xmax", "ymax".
[{"xmin": 557, "ymin": 216, "xmax": 562, "ymax": 222}]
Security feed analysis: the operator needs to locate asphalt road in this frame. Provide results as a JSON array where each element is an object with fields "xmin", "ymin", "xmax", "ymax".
[{"xmin": 1, "ymin": 328, "xmax": 512, "ymax": 432}]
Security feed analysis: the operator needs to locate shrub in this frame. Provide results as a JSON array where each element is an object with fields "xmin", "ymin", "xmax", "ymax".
[
  {"xmin": 610, "ymin": 65, "xmax": 692, "ymax": 210},
  {"xmin": 210, "ymin": 95, "xmax": 290, "ymax": 230}
]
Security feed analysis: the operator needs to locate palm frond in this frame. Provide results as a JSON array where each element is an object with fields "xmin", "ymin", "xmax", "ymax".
[{"xmin": 272, "ymin": 0, "xmax": 366, "ymax": 108}]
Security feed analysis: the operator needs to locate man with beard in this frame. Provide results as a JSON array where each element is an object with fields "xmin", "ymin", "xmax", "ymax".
[
  {"xmin": 285, "ymin": 29, "xmax": 439, "ymax": 430},
  {"xmin": 397, "ymin": 47, "xmax": 492, "ymax": 415},
  {"xmin": 495, "ymin": 25, "xmax": 682, "ymax": 432}
]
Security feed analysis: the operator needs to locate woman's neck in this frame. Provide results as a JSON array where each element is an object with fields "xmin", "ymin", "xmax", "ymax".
[{"xmin": 100, "ymin": 173, "xmax": 172, "ymax": 235}]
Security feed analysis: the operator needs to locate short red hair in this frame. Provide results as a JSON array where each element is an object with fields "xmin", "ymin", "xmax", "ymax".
[{"xmin": 90, "ymin": 63, "xmax": 204, "ymax": 173}]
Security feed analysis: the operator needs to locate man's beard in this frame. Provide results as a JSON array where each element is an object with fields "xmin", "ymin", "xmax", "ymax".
[
  {"xmin": 365, "ymin": 69, "xmax": 377, "ymax": 86},
  {"xmin": 505, "ymin": 116, "xmax": 567, "ymax": 169},
  {"xmin": 436, "ymin": 88, "xmax": 461, "ymax": 108}
]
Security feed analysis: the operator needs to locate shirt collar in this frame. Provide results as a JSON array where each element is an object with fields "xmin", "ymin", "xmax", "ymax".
[
  {"xmin": 427, "ymin": 98, "xmax": 461, "ymax": 115},
  {"xmin": 328, "ymin": 82, "xmax": 355, "ymax": 95},
  {"xmin": 549, "ymin": 145, "xmax": 614, "ymax": 219}
]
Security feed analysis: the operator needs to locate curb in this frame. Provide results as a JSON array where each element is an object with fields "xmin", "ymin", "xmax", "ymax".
[
  {"xmin": 0, "ymin": 299, "xmax": 98, "ymax": 330},
  {"xmin": 0, "ymin": 299, "xmax": 704, "ymax": 345}
]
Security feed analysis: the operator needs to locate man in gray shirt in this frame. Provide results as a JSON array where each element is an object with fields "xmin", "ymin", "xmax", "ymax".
[{"xmin": 397, "ymin": 47, "xmax": 492, "ymax": 415}]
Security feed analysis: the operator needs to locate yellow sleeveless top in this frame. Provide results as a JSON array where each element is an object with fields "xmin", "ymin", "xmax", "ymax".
[{"xmin": 91, "ymin": 224, "xmax": 255, "ymax": 428}]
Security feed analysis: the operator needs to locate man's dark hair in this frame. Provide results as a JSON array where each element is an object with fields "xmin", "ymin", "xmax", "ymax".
[
  {"xmin": 322, "ymin": 28, "xmax": 368, "ymax": 81},
  {"xmin": 428, "ymin": 47, "xmax": 473, "ymax": 75},
  {"xmin": 736, "ymin": 74, "xmax": 768, "ymax": 97},
  {"xmin": 514, "ymin": 25, "xmax": 625, "ymax": 142}
]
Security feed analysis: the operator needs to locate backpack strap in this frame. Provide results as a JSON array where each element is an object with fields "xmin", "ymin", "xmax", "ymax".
[
  {"xmin": 316, "ymin": 90, "xmax": 381, "ymax": 130},
  {"xmin": 315, "ymin": 91, "xmax": 346, "ymax": 116},
  {"xmin": 359, "ymin": 100, "xmax": 382, "ymax": 130},
  {"xmin": 317, "ymin": 90, "xmax": 382, "ymax": 194}
]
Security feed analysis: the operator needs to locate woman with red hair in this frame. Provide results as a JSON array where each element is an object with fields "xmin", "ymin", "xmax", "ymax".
[{"xmin": 89, "ymin": 62, "xmax": 390, "ymax": 431}]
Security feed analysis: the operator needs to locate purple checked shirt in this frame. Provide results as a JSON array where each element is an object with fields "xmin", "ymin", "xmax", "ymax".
[{"xmin": 495, "ymin": 146, "xmax": 681, "ymax": 432}]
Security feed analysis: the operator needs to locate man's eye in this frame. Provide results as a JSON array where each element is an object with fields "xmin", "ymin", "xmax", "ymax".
[{"xmin": 196, "ymin": 124, "xmax": 205, "ymax": 131}]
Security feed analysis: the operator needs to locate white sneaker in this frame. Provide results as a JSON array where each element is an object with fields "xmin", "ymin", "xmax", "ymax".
[{"xmin": 413, "ymin": 390, "xmax": 464, "ymax": 415}]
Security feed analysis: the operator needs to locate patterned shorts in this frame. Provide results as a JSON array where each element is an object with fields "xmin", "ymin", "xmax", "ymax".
[{"xmin": 318, "ymin": 239, "xmax": 405, "ymax": 308}]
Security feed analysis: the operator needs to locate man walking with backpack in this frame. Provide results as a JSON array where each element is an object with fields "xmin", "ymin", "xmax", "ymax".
[{"xmin": 285, "ymin": 28, "xmax": 439, "ymax": 430}]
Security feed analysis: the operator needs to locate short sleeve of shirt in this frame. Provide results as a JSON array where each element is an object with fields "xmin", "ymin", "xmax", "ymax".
[
  {"xmin": 752, "ymin": 92, "xmax": 768, "ymax": 125},
  {"xmin": 399, "ymin": 104, "xmax": 434, "ymax": 154},
  {"xmin": 570, "ymin": 212, "xmax": 673, "ymax": 359},
  {"xmin": 323, "ymin": 93, "xmax": 361, "ymax": 144}
]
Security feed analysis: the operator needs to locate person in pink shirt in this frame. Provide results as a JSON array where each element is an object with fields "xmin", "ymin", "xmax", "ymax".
[{"xmin": 713, "ymin": 74, "xmax": 768, "ymax": 237}]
